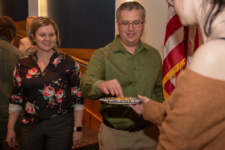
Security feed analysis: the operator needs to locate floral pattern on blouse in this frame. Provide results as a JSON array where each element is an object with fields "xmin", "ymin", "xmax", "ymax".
[{"xmin": 9, "ymin": 50, "xmax": 84, "ymax": 124}]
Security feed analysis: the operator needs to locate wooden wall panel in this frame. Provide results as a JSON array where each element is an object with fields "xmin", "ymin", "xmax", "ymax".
[
  {"xmin": 91, "ymin": 114, "xmax": 102, "ymax": 132},
  {"xmin": 58, "ymin": 48, "xmax": 96, "ymax": 61},
  {"xmin": 84, "ymin": 98, "xmax": 102, "ymax": 131},
  {"xmin": 14, "ymin": 35, "xmax": 22, "ymax": 48},
  {"xmin": 82, "ymin": 108, "xmax": 92, "ymax": 128}
]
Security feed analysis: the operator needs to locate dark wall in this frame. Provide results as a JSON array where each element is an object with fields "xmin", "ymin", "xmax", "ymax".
[
  {"xmin": 47, "ymin": 0, "xmax": 115, "ymax": 49},
  {"xmin": 0, "ymin": 0, "xmax": 28, "ymax": 21},
  {"xmin": 0, "ymin": 0, "xmax": 115, "ymax": 49}
]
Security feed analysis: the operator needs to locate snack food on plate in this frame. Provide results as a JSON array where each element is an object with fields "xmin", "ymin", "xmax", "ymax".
[{"xmin": 106, "ymin": 97, "xmax": 133, "ymax": 101}]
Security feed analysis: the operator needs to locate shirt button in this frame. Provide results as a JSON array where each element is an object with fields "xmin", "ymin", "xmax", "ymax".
[{"xmin": 134, "ymin": 68, "xmax": 136, "ymax": 70}]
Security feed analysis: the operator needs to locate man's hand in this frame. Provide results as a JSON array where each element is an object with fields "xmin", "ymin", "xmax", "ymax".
[{"xmin": 98, "ymin": 79, "xmax": 124, "ymax": 98}]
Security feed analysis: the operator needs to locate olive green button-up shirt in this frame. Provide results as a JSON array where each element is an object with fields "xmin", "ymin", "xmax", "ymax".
[
  {"xmin": 0, "ymin": 40, "xmax": 25, "ymax": 139},
  {"xmin": 80, "ymin": 35, "xmax": 163, "ymax": 129}
]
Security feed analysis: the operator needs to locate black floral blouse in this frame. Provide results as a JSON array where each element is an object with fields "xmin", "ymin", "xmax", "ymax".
[{"xmin": 9, "ymin": 50, "xmax": 84, "ymax": 124}]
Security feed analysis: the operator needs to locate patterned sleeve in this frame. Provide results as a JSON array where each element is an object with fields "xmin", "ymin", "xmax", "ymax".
[
  {"xmin": 68, "ymin": 56, "xmax": 84, "ymax": 105},
  {"xmin": 9, "ymin": 62, "xmax": 23, "ymax": 106}
]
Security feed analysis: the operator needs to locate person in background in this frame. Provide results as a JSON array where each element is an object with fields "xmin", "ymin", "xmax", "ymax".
[
  {"xmin": 6, "ymin": 17, "xmax": 84, "ymax": 150},
  {"xmin": 19, "ymin": 16, "xmax": 37, "ymax": 55},
  {"xmin": 0, "ymin": 16, "xmax": 25, "ymax": 150},
  {"xmin": 80, "ymin": 1, "xmax": 163, "ymax": 150},
  {"xmin": 130, "ymin": 0, "xmax": 225, "ymax": 149}
]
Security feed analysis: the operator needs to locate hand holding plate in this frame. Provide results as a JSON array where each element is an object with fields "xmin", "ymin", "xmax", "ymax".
[{"xmin": 129, "ymin": 95, "xmax": 150, "ymax": 114}]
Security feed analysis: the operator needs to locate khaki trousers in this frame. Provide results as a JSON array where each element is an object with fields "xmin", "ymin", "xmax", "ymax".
[{"xmin": 99, "ymin": 123, "xmax": 159, "ymax": 150}]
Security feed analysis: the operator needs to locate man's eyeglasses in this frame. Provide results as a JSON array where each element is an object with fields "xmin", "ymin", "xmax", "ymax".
[
  {"xmin": 166, "ymin": 0, "xmax": 174, "ymax": 7},
  {"xmin": 119, "ymin": 21, "xmax": 144, "ymax": 28}
]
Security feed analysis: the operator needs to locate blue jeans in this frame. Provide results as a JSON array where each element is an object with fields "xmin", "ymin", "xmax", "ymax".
[{"xmin": 20, "ymin": 113, "xmax": 73, "ymax": 150}]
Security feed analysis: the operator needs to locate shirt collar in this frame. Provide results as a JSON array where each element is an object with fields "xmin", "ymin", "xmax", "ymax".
[
  {"xmin": 111, "ymin": 34, "xmax": 147, "ymax": 53},
  {"xmin": 31, "ymin": 49, "xmax": 58, "ymax": 63}
]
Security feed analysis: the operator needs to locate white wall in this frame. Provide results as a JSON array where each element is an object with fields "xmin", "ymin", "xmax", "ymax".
[
  {"xmin": 28, "ymin": 0, "xmax": 38, "ymax": 17},
  {"xmin": 115, "ymin": 0, "xmax": 168, "ymax": 58},
  {"xmin": 39, "ymin": 0, "xmax": 48, "ymax": 17},
  {"xmin": 28, "ymin": 0, "xmax": 47, "ymax": 17}
]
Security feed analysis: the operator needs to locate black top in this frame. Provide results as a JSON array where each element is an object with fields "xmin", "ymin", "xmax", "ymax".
[{"xmin": 10, "ymin": 50, "xmax": 83, "ymax": 124}]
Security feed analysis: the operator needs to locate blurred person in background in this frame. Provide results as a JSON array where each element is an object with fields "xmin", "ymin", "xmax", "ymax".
[
  {"xmin": 0, "ymin": 16, "xmax": 25, "ymax": 150},
  {"xmin": 19, "ymin": 16, "xmax": 37, "ymax": 55}
]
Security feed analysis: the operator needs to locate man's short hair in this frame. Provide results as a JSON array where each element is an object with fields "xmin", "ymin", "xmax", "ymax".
[
  {"xmin": 0, "ymin": 16, "xmax": 16, "ymax": 42},
  {"xmin": 116, "ymin": 1, "xmax": 146, "ymax": 21}
]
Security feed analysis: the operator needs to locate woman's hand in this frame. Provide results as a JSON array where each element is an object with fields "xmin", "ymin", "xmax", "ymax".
[
  {"xmin": 129, "ymin": 95, "xmax": 150, "ymax": 115},
  {"xmin": 6, "ymin": 129, "xmax": 17, "ymax": 149},
  {"xmin": 72, "ymin": 131, "xmax": 83, "ymax": 146}
]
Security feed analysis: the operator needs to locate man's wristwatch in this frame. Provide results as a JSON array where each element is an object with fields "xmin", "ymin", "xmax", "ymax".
[{"xmin": 74, "ymin": 126, "xmax": 82, "ymax": 132}]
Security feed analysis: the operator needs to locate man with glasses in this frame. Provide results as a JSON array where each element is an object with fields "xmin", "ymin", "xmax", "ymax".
[{"xmin": 80, "ymin": 1, "xmax": 163, "ymax": 149}]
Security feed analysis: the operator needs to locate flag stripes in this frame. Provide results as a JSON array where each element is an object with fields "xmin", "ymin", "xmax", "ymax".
[
  {"xmin": 162, "ymin": 6, "xmax": 186, "ymax": 99},
  {"xmin": 162, "ymin": 6, "xmax": 202, "ymax": 99}
]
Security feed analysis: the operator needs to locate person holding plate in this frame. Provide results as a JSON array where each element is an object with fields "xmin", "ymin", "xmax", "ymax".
[
  {"xmin": 80, "ymin": 1, "xmax": 163, "ymax": 150},
  {"xmin": 130, "ymin": 0, "xmax": 225, "ymax": 149}
]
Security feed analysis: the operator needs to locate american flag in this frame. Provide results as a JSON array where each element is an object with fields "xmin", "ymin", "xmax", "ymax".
[{"xmin": 162, "ymin": 5, "xmax": 202, "ymax": 99}]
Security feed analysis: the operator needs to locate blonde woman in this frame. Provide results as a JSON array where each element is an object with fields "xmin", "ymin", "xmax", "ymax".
[{"xmin": 6, "ymin": 17, "xmax": 84, "ymax": 150}]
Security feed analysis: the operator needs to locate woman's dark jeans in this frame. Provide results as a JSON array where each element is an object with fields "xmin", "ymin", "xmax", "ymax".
[{"xmin": 20, "ymin": 113, "xmax": 73, "ymax": 150}]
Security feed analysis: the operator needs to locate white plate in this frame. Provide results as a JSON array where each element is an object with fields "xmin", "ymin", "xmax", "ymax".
[{"xmin": 99, "ymin": 97, "xmax": 142, "ymax": 105}]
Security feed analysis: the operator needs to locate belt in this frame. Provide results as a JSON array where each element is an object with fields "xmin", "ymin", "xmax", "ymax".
[{"xmin": 103, "ymin": 119, "xmax": 147, "ymax": 132}]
